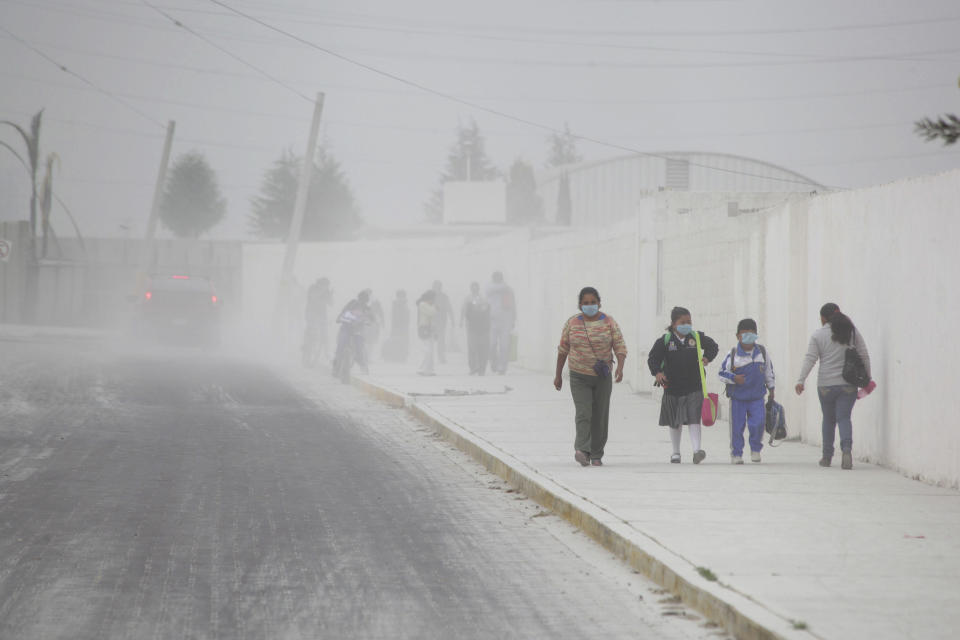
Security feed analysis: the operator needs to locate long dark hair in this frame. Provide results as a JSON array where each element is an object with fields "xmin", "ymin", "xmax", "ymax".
[
  {"xmin": 820, "ymin": 302, "xmax": 855, "ymax": 345},
  {"xmin": 666, "ymin": 306, "xmax": 691, "ymax": 331},
  {"xmin": 417, "ymin": 290, "xmax": 436, "ymax": 305}
]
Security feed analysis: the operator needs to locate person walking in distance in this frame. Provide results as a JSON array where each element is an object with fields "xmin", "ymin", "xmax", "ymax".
[
  {"xmin": 301, "ymin": 277, "xmax": 331, "ymax": 366},
  {"xmin": 461, "ymin": 282, "xmax": 491, "ymax": 375},
  {"xmin": 647, "ymin": 306, "xmax": 719, "ymax": 464},
  {"xmin": 416, "ymin": 290, "xmax": 438, "ymax": 376},
  {"xmin": 381, "ymin": 290, "xmax": 410, "ymax": 363},
  {"xmin": 796, "ymin": 303, "xmax": 872, "ymax": 470},
  {"xmin": 486, "ymin": 271, "xmax": 516, "ymax": 375},
  {"xmin": 554, "ymin": 287, "xmax": 627, "ymax": 467},
  {"xmin": 431, "ymin": 281, "xmax": 454, "ymax": 364}
]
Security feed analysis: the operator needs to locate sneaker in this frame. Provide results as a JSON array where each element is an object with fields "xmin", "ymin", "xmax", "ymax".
[
  {"xmin": 819, "ymin": 456, "xmax": 831, "ymax": 467},
  {"xmin": 841, "ymin": 451, "xmax": 853, "ymax": 470},
  {"xmin": 731, "ymin": 456, "xmax": 744, "ymax": 465},
  {"xmin": 575, "ymin": 450, "xmax": 590, "ymax": 467},
  {"xmin": 751, "ymin": 451, "xmax": 761, "ymax": 463},
  {"xmin": 693, "ymin": 450, "xmax": 706, "ymax": 464},
  {"xmin": 670, "ymin": 453, "xmax": 681, "ymax": 464},
  {"xmin": 591, "ymin": 458, "xmax": 603, "ymax": 467}
]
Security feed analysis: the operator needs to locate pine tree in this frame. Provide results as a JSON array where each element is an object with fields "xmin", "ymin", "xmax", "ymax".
[
  {"xmin": 915, "ymin": 114, "xmax": 960, "ymax": 145},
  {"xmin": 556, "ymin": 172, "xmax": 573, "ymax": 226},
  {"xmin": 248, "ymin": 146, "xmax": 361, "ymax": 241},
  {"xmin": 159, "ymin": 151, "xmax": 226, "ymax": 238},
  {"xmin": 546, "ymin": 123, "xmax": 583, "ymax": 169},
  {"xmin": 505, "ymin": 158, "xmax": 543, "ymax": 225},
  {"xmin": 424, "ymin": 120, "xmax": 499, "ymax": 223}
]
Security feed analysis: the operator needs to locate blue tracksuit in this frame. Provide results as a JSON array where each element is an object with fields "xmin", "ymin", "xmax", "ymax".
[{"xmin": 719, "ymin": 344, "xmax": 775, "ymax": 456}]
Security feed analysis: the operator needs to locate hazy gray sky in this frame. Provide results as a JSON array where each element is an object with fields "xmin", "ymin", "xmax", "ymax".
[{"xmin": 1, "ymin": 0, "xmax": 958, "ymax": 239}]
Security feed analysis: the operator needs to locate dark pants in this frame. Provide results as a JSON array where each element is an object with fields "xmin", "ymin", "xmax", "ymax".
[
  {"xmin": 466, "ymin": 326, "xmax": 489, "ymax": 374},
  {"xmin": 818, "ymin": 385, "xmax": 857, "ymax": 457},
  {"xmin": 569, "ymin": 371, "xmax": 613, "ymax": 460}
]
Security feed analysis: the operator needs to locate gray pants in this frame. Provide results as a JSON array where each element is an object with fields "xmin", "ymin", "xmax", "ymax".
[
  {"xmin": 489, "ymin": 325, "xmax": 512, "ymax": 373},
  {"xmin": 569, "ymin": 370, "xmax": 613, "ymax": 460}
]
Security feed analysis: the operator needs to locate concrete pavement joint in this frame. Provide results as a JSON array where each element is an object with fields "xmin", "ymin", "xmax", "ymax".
[{"xmin": 352, "ymin": 374, "xmax": 816, "ymax": 640}]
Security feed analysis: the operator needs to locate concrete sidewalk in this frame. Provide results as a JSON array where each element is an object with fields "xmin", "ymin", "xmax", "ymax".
[{"xmin": 353, "ymin": 357, "xmax": 960, "ymax": 640}]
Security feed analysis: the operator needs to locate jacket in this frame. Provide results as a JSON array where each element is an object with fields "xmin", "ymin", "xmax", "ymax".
[
  {"xmin": 647, "ymin": 330, "xmax": 718, "ymax": 396},
  {"xmin": 718, "ymin": 343, "xmax": 775, "ymax": 401}
]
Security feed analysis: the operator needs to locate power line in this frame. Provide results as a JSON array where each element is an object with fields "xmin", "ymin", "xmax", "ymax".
[
  {"xmin": 305, "ymin": 13, "xmax": 960, "ymax": 39},
  {"xmin": 4, "ymin": 33, "xmax": 951, "ymax": 105},
  {"xmin": 260, "ymin": 44, "xmax": 959, "ymax": 70},
  {"xmin": 139, "ymin": 0, "xmax": 313, "ymax": 104},
  {"xmin": 0, "ymin": 24, "xmax": 165, "ymax": 128},
  {"xmin": 171, "ymin": 2, "xmax": 960, "ymax": 38},
  {"xmin": 223, "ymin": 16, "xmax": 960, "ymax": 66},
  {"xmin": 206, "ymin": 0, "xmax": 830, "ymax": 189},
  {"xmin": 12, "ymin": 1, "xmax": 955, "ymax": 69}
]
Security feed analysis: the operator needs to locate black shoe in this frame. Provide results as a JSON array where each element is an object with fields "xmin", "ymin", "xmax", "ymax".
[
  {"xmin": 670, "ymin": 453, "xmax": 681, "ymax": 464},
  {"xmin": 819, "ymin": 456, "xmax": 831, "ymax": 467},
  {"xmin": 575, "ymin": 451, "xmax": 589, "ymax": 467},
  {"xmin": 591, "ymin": 458, "xmax": 603, "ymax": 467}
]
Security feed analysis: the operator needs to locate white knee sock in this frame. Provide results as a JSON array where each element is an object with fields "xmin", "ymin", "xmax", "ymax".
[
  {"xmin": 670, "ymin": 427, "xmax": 682, "ymax": 454},
  {"xmin": 688, "ymin": 423, "xmax": 702, "ymax": 452}
]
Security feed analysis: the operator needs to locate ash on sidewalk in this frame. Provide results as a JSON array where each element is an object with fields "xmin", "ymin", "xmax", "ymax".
[{"xmin": 351, "ymin": 356, "xmax": 960, "ymax": 640}]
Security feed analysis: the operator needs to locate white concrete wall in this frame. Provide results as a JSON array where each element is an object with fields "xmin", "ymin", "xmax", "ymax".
[{"xmin": 240, "ymin": 169, "xmax": 960, "ymax": 487}]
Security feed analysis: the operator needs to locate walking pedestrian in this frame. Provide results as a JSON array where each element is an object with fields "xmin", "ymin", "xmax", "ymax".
[
  {"xmin": 301, "ymin": 277, "xmax": 331, "ymax": 366},
  {"xmin": 381, "ymin": 290, "xmax": 410, "ymax": 362},
  {"xmin": 486, "ymin": 271, "xmax": 516, "ymax": 375},
  {"xmin": 431, "ymin": 281, "xmax": 454, "ymax": 364},
  {"xmin": 795, "ymin": 303, "xmax": 872, "ymax": 470},
  {"xmin": 647, "ymin": 306, "xmax": 719, "ymax": 464},
  {"xmin": 554, "ymin": 287, "xmax": 627, "ymax": 467},
  {"xmin": 718, "ymin": 318, "xmax": 776, "ymax": 464},
  {"xmin": 416, "ymin": 290, "xmax": 438, "ymax": 376},
  {"xmin": 461, "ymin": 282, "xmax": 491, "ymax": 375}
]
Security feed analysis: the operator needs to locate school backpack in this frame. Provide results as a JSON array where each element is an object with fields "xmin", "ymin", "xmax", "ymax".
[{"xmin": 765, "ymin": 399, "xmax": 787, "ymax": 446}]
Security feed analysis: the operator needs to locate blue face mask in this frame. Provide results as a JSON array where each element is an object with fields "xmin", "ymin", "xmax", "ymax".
[
  {"xmin": 741, "ymin": 332, "xmax": 758, "ymax": 345},
  {"xmin": 581, "ymin": 304, "xmax": 599, "ymax": 317},
  {"xmin": 676, "ymin": 324, "xmax": 693, "ymax": 336}
]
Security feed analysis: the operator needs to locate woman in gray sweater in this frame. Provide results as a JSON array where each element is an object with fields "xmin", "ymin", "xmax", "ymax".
[{"xmin": 795, "ymin": 303, "xmax": 871, "ymax": 470}]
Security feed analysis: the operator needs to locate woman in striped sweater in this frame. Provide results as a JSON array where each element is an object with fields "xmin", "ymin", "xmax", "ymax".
[{"xmin": 554, "ymin": 287, "xmax": 628, "ymax": 467}]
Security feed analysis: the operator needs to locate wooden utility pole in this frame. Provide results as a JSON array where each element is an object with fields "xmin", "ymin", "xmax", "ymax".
[
  {"xmin": 275, "ymin": 92, "xmax": 324, "ymax": 331},
  {"xmin": 139, "ymin": 120, "xmax": 175, "ymax": 291}
]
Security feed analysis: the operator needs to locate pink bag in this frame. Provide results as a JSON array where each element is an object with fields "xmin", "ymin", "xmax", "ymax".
[
  {"xmin": 694, "ymin": 332, "xmax": 718, "ymax": 427},
  {"xmin": 701, "ymin": 392, "xmax": 719, "ymax": 427}
]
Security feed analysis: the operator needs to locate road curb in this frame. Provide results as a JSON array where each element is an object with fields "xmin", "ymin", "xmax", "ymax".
[{"xmin": 352, "ymin": 375, "xmax": 811, "ymax": 640}]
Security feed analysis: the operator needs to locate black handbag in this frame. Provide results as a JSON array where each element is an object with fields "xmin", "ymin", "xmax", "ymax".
[{"xmin": 842, "ymin": 330, "xmax": 870, "ymax": 388}]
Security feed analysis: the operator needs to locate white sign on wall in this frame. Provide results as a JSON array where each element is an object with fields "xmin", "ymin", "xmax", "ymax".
[
  {"xmin": 442, "ymin": 181, "xmax": 506, "ymax": 225},
  {"xmin": 0, "ymin": 238, "xmax": 11, "ymax": 262}
]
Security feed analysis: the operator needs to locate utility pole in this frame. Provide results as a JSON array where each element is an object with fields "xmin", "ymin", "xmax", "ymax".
[
  {"xmin": 138, "ymin": 120, "xmax": 175, "ymax": 292},
  {"xmin": 274, "ymin": 92, "xmax": 325, "ymax": 332}
]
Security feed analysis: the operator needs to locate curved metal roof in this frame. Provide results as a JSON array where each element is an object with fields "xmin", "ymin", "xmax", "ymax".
[{"xmin": 544, "ymin": 150, "xmax": 825, "ymax": 190}]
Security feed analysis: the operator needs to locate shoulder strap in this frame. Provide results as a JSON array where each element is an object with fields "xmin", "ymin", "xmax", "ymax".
[
  {"xmin": 694, "ymin": 331, "xmax": 708, "ymax": 399},
  {"xmin": 663, "ymin": 332, "xmax": 671, "ymax": 346},
  {"xmin": 729, "ymin": 347, "xmax": 737, "ymax": 372},
  {"xmin": 581, "ymin": 316, "xmax": 600, "ymax": 359}
]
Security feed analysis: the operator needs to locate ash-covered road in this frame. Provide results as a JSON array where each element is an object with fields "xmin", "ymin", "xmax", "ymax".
[{"xmin": 0, "ymin": 336, "xmax": 721, "ymax": 639}]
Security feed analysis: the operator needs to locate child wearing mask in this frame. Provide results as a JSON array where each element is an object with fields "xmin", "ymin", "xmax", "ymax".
[
  {"xmin": 718, "ymin": 318, "xmax": 776, "ymax": 464},
  {"xmin": 647, "ymin": 306, "xmax": 718, "ymax": 464}
]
